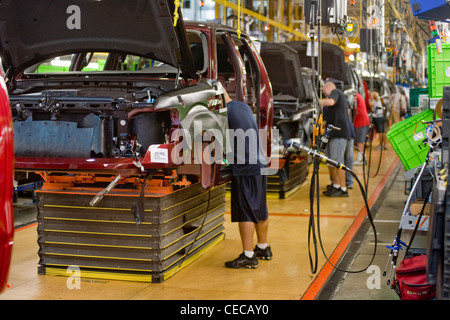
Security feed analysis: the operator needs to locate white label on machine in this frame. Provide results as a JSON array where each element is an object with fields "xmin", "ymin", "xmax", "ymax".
[
  {"xmin": 150, "ymin": 145, "xmax": 169, "ymax": 163},
  {"xmin": 307, "ymin": 41, "xmax": 319, "ymax": 57},
  {"xmin": 413, "ymin": 131, "xmax": 424, "ymax": 141},
  {"xmin": 446, "ymin": 67, "xmax": 450, "ymax": 77}
]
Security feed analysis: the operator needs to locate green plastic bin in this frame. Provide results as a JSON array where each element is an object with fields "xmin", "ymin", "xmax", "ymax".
[
  {"xmin": 409, "ymin": 87, "xmax": 429, "ymax": 108},
  {"xmin": 428, "ymin": 43, "xmax": 450, "ymax": 98},
  {"xmin": 387, "ymin": 109, "xmax": 435, "ymax": 171}
]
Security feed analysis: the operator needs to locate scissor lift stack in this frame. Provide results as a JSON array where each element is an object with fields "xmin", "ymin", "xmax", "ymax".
[
  {"xmin": 35, "ymin": 174, "xmax": 226, "ymax": 283},
  {"xmin": 266, "ymin": 154, "xmax": 309, "ymax": 199}
]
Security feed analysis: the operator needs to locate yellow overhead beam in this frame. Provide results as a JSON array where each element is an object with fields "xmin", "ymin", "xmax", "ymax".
[{"xmin": 212, "ymin": 0, "xmax": 305, "ymax": 39}]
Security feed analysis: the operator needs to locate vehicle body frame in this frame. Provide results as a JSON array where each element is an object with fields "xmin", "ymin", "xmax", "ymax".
[
  {"xmin": 0, "ymin": 1, "xmax": 273, "ymax": 191},
  {"xmin": 259, "ymin": 42, "xmax": 315, "ymax": 149}
]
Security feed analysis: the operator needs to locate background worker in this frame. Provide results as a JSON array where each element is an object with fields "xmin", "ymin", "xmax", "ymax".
[
  {"xmin": 399, "ymin": 87, "xmax": 408, "ymax": 120},
  {"xmin": 222, "ymin": 88, "xmax": 272, "ymax": 269},
  {"xmin": 353, "ymin": 92, "xmax": 370, "ymax": 165},
  {"xmin": 344, "ymin": 111, "xmax": 355, "ymax": 189},
  {"xmin": 323, "ymin": 92, "xmax": 354, "ymax": 189},
  {"xmin": 371, "ymin": 91, "xmax": 387, "ymax": 150},
  {"xmin": 390, "ymin": 87, "xmax": 405, "ymax": 125},
  {"xmin": 319, "ymin": 80, "xmax": 352, "ymax": 197}
]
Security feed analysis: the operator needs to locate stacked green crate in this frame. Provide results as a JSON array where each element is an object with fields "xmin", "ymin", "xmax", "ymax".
[
  {"xmin": 428, "ymin": 43, "xmax": 450, "ymax": 98},
  {"xmin": 387, "ymin": 109, "xmax": 435, "ymax": 171},
  {"xmin": 409, "ymin": 88, "xmax": 429, "ymax": 115}
]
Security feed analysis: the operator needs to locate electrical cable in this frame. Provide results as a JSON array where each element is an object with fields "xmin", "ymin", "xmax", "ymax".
[
  {"xmin": 364, "ymin": 27, "xmax": 386, "ymax": 181},
  {"xmin": 284, "ymin": 139, "xmax": 378, "ymax": 274},
  {"xmin": 364, "ymin": 108, "xmax": 386, "ymax": 191},
  {"xmin": 403, "ymin": 187, "xmax": 432, "ymax": 259},
  {"xmin": 301, "ymin": 1, "xmax": 377, "ymax": 275},
  {"xmin": 308, "ymin": 157, "xmax": 320, "ymax": 273},
  {"xmin": 382, "ymin": 157, "xmax": 428, "ymax": 280},
  {"xmin": 361, "ymin": 123, "xmax": 374, "ymax": 195},
  {"xmin": 172, "ymin": 186, "xmax": 211, "ymax": 276},
  {"xmin": 305, "ymin": 1, "xmax": 323, "ymax": 274},
  {"xmin": 369, "ymin": 127, "xmax": 384, "ymax": 179},
  {"xmin": 365, "ymin": 125, "xmax": 373, "ymax": 190},
  {"xmin": 171, "ymin": 160, "xmax": 214, "ymax": 277}
]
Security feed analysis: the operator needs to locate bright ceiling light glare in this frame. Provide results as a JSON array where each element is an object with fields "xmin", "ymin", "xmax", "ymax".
[{"xmin": 346, "ymin": 43, "xmax": 360, "ymax": 49}]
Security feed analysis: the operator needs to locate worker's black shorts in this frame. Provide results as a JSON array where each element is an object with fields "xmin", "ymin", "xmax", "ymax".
[
  {"xmin": 230, "ymin": 175, "xmax": 268, "ymax": 223},
  {"xmin": 373, "ymin": 116, "xmax": 386, "ymax": 133}
]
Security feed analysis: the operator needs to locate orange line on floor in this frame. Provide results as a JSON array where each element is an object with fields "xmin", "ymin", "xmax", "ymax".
[
  {"xmin": 225, "ymin": 211, "xmax": 356, "ymax": 219},
  {"xmin": 15, "ymin": 222, "xmax": 38, "ymax": 232},
  {"xmin": 301, "ymin": 157, "xmax": 400, "ymax": 300}
]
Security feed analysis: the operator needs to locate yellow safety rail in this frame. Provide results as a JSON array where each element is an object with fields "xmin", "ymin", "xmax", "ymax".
[{"xmin": 212, "ymin": 0, "xmax": 305, "ymax": 39}]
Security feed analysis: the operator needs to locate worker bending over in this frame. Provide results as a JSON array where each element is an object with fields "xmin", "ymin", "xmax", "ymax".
[{"xmin": 222, "ymin": 88, "xmax": 272, "ymax": 269}]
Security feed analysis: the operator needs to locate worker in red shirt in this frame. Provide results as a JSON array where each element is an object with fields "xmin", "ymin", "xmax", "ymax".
[
  {"xmin": 362, "ymin": 80, "xmax": 371, "ymax": 113},
  {"xmin": 353, "ymin": 92, "xmax": 370, "ymax": 165}
]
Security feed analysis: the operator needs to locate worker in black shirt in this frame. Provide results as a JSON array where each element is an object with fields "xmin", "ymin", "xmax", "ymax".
[
  {"xmin": 319, "ymin": 80, "xmax": 352, "ymax": 197},
  {"xmin": 222, "ymin": 89, "xmax": 272, "ymax": 269}
]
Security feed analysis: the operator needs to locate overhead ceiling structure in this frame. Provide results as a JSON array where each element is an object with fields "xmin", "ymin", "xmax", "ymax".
[
  {"xmin": 211, "ymin": 0, "xmax": 437, "ymax": 85},
  {"xmin": 212, "ymin": 1, "xmax": 433, "ymax": 49},
  {"xmin": 346, "ymin": 0, "xmax": 432, "ymax": 53}
]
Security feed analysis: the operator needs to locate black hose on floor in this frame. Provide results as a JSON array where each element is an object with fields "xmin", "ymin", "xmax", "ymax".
[{"xmin": 285, "ymin": 140, "xmax": 378, "ymax": 274}]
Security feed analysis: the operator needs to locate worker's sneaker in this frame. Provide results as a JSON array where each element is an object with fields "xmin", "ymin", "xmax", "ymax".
[
  {"xmin": 254, "ymin": 245, "xmax": 273, "ymax": 260},
  {"xmin": 324, "ymin": 187, "xmax": 348, "ymax": 197},
  {"xmin": 322, "ymin": 187, "xmax": 337, "ymax": 196},
  {"xmin": 225, "ymin": 253, "xmax": 258, "ymax": 269}
]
